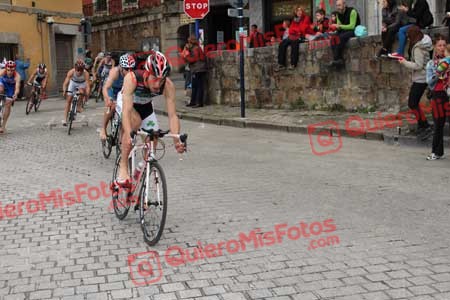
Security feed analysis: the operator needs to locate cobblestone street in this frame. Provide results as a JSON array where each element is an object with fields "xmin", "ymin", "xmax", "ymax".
[{"xmin": 1, "ymin": 95, "xmax": 450, "ymax": 300}]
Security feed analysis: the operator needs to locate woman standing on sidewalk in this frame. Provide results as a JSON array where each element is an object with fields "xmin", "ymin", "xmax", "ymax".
[
  {"xmin": 182, "ymin": 36, "xmax": 207, "ymax": 108},
  {"xmin": 426, "ymin": 36, "xmax": 449, "ymax": 160},
  {"xmin": 398, "ymin": 25, "xmax": 433, "ymax": 140}
]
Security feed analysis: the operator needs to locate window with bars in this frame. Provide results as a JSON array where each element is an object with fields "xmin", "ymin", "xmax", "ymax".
[{"xmin": 95, "ymin": 0, "xmax": 107, "ymax": 12}]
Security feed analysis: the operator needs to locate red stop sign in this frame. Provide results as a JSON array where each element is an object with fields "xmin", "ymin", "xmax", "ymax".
[{"xmin": 184, "ymin": 0, "xmax": 210, "ymax": 19}]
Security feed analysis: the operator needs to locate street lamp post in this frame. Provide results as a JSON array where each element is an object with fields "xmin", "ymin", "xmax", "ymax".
[{"xmin": 238, "ymin": 0, "xmax": 245, "ymax": 118}]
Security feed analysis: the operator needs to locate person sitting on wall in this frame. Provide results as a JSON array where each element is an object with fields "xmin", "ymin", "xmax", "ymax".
[
  {"xmin": 249, "ymin": 24, "xmax": 265, "ymax": 48},
  {"xmin": 306, "ymin": 8, "xmax": 330, "ymax": 41},
  {"xmin": 276, "ymin": 6, "xmax": 312, "ymax": 71},
  {"xmin": 389, "ymin": 0, "xmax": 434, "ymax": 59},
  {"xmin": 328, "ymin": 0, "xmax": 361, "ymax": 68}
]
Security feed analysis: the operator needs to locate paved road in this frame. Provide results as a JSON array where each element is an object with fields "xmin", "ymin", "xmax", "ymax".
[{"xmin": 1, "ymin": 96, "xmax": 450, "ymax": 300}]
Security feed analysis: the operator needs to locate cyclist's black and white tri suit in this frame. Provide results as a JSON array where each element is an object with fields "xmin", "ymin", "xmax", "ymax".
[
  {"xmin": 116, "ymin": 70, "xmax": 162, "ymax": 131},
  {"xmin": 68, "ymin": 71, "xmax": 86, "ymax": 94},
  {"xmin": 33, "ymin": 68, "xmax": 47, "ymax": 85}
]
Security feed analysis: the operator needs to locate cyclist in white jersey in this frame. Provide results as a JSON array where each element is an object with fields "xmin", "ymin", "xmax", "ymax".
[
  {"xmin": 62, "ymin": 59, "xmax": 90, "ymax": 126},
  {"xmin": 115, "ymin": 50, "xmax": 185, "ymax": 185}
]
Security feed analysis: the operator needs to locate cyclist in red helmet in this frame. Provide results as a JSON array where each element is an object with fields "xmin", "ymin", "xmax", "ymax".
[
  {"xmin": 0, "ymin": 60, "xmax": 21, "ymax": 134},
  {"xmin": 62, "ymin": 59, "xmax": 90, "ymax": 126},
  {"xmin": 115, "ymin": 50, "xmax": 185, "ymax": 185}
]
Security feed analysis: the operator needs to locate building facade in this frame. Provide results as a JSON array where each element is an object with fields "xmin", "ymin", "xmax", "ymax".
[
  {"xmin": 84, "ymin": 0, "xmax": 188, "ymax": 69},
  {"xmin": 0, "ymin": 0, "xmax": 84, "ymax": 94}
]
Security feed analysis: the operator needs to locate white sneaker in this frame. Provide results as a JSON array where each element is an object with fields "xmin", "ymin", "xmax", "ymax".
[{"xmin": 426, "ymin": 153, "xmax": 443, "ymax": 160}]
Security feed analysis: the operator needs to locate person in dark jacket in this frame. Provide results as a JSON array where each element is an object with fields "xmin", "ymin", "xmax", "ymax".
[
  {"xmin": 377, "ymin": 0, "xmax": 410, "ymax": 57},
  {"xmin": 390, "ymin": 0, "xmax": 433, "ymax": 58},
  {"xmin": 329, "ymin": 0, "xmax": 361, "ymax": 68},
  {"xmin": 182, "ymin": 36, "xmax": 207, "ymax": 108}
]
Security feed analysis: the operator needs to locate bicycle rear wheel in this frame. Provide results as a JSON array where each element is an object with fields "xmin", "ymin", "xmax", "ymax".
[
  {"xmin": 111, "ymin": 154, "xmax": 131, "ymax": 219},
  {"xmin": 25, "ymin": 94, "xmax": 34, "ymax": 115},
  {"xmin": 139, "ymin": 161, "xmax": 167, "ymax": 246}
]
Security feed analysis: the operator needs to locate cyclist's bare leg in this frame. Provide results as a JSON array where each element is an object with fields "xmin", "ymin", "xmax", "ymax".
[
  {"xmin": 77, "ymin": 88, "xmax": 86, "ymax": 112},
  {"xmin": 118, "ymin": 109, "xmax": 141, "ymax": 181},
  {"xmin": 101, "ymin": 102, "xmax": 115, "ymax": 141},
  {"xmin": 1, "ymin": 101, "xmax": 12, "ymax": 133}
]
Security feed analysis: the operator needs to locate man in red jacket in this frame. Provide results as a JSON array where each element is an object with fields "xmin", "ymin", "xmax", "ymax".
[{"xmin": 276, "ymin": 6, "xmax": 312, "ymax": 70}]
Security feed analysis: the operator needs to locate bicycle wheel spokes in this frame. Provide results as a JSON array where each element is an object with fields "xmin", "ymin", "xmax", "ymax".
[{"xmin": 140, "ymin": 162, "xmax": 167, "ymax": 246}]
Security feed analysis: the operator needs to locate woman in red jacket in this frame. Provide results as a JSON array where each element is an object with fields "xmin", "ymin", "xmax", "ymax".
[{"xmin": 277, "ymin": 6, "xmax": 312, "ymax": 70}]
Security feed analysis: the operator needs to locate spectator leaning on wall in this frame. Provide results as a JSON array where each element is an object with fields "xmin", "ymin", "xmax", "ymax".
[
  {"xmin": 328, "ymin": 0, "xmax": 361, "ymax": 68},
  {"xmin": 398, "ymin": 25, "xmax": 433, "ymax": 140}
]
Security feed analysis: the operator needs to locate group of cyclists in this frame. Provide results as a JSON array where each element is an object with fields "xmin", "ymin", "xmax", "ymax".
[
  {"xmin": 61, "ymin": 49, "xmax": 185, "ymax": 186},
  {"xmin": 1, "ymin": 49, "xmax": 185, "ymax": 186},
  {"xmin": 0, "ymin": 61, "xmax": 48, "ymax": 133}
]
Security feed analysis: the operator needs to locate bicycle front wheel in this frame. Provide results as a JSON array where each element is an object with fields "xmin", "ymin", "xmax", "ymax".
[
  {"xmin": 139, "ymin": 161, "xmax": 168, "ymax": 246},
  {"xmin": 111, "ymin": 154, "xmax": 131, "ymax": 219},
  {"xmin": 67, "ymin": 99, "xmax": 76, "ymax": 135},
  {"xmin": 25, "ymin": 94, "xmax": 34, "ymax": 115}
]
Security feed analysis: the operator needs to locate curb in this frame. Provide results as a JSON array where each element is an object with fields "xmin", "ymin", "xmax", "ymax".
[{"xmin": 155, "ymin": 109, "xmax": 386, "ymax": 142}]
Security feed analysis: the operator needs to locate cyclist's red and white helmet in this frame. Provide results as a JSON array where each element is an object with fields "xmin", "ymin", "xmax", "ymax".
[
  {"xmin": 74, "ymin": 59, "xmax": 85, "ymax": 71},
  {"xmin": 119, "ymin": 54, "xmax": 136, "ymax": 69},
  {"xmin": 145, "ymin": 50, "xmax": 171, "ymax": 78},
  {"xmin": 6, "ymin": 60, "xmax": 16, "ymax": 69}
]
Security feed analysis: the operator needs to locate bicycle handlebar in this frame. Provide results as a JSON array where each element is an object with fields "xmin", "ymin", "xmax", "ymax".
[{"xmin": 130, "ymin": 128, "xmax": 188, "ymax": 150}]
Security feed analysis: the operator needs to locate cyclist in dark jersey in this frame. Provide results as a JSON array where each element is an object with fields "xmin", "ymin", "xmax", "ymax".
[
  {"xmin": 27, "ymin": 63, "xmax": 48, "ymax": 98},
  {"xmin": 100, "ymin": 54, "xmax": 135, "ymax": 141},
  {"xmin": 116, "ymin": 50, "xmax": 185, "ymax": 185},
  {"xmin": 0, "ymin": 60, "xmax": 20, "ymax": 134}
]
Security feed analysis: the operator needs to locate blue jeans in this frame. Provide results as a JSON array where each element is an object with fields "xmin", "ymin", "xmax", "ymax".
[{"xmin": 396, "ymin": 24, "xmax": 413, "ymax": 55}]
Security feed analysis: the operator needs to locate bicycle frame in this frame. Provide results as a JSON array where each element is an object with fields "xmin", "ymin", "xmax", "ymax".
[{"xmin": 128, "ymin": 130, "xmax": 183, "ymax": 202}]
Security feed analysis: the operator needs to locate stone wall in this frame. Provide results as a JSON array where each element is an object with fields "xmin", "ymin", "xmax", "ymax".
[{"xmin": 206, "ymin": 27, "xmax": 448, "ymax": 112}]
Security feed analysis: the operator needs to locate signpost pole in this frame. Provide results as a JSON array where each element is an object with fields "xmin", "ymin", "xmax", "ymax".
[{"xmin": 238, "ymin": 0, "xmax": 245, "ymax": 118}]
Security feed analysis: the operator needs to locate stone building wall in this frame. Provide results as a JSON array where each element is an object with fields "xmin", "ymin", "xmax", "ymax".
[{"xmin": 206, "ymin": 27, "xmax": 447, "ymax": 112}]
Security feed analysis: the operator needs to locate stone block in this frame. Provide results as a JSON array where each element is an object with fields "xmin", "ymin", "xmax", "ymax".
[
  {"xmin": 381, "ymin": 59, "xmax": 401, "ymax": 74},
  {"xmin": 350, "ymin": 59, "xmax": 361, "ymax": 72},
  {"xmin": 377, "ymin": 89, "xmax": 400, "ymax": 109},
  {"xmin": 255, "ymin": 89, "xmax": 273, "ymax": 108}
]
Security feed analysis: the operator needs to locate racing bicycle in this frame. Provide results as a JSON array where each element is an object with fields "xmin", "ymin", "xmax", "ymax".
[
  {"xmin": 111, "ymin": 128, "xmax": 188, "ymax": 246},
  {"xmin": 26, "ymin": 82, "xmax": 42, "ymax": 114}
]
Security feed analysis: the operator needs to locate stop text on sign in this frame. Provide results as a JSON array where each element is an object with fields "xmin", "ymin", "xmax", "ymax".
[
  {"xmin": 185, "ymin": 3, "xmax": 208, "ymax": 9},
  {"xmin": 184, "ymin": 0, "xmax": 209, "ymax": 19}
]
